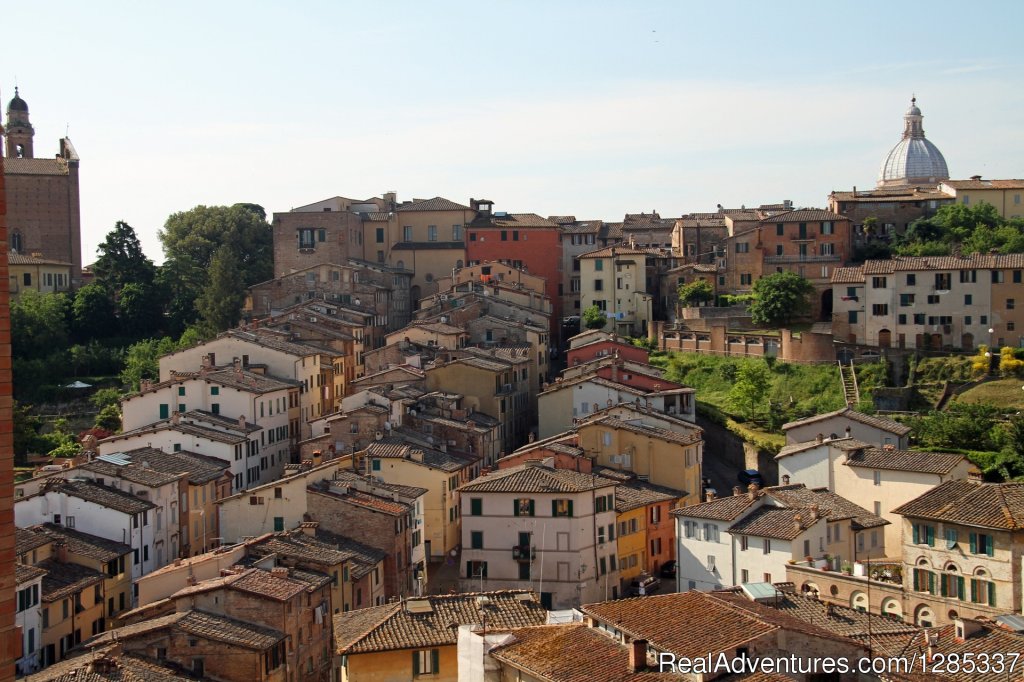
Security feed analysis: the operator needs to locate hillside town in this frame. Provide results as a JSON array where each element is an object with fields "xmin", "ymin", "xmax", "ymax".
[{"xmin": 3, "ymin": 65, "xmax": 1024, "ymax": 682}]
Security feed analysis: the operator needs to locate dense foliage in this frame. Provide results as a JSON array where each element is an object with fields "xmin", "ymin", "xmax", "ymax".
[{"xmin": 748, "ymin": 272, "xmax": 813, "ymax": 327}]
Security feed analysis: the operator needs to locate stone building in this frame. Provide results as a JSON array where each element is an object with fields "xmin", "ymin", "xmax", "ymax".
[{"xmin": 2, "ymin": 89, "xmax": 82, "ymax": 283}]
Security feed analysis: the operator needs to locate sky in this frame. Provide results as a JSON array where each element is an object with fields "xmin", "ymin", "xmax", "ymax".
[{"xmin": 4, "ymin": 1, "xmax": 1023, "ymax": 265}]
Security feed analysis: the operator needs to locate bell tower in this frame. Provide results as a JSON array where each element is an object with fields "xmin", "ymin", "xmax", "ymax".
[{"xmin": 4, "ymin": 87, "xmax": 34, "ymax": 159}]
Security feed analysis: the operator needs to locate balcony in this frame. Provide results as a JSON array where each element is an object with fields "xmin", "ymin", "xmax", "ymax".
[
  {"xmin": 764, "ymin": 254, "xmax": 840, "ymax": 264},
  {"xmin": 789, "ymin": 234, "xmax": 814, "ymax": 242},
  {"xmin": 512, "ymin": 545, "xmax": 536, "ymax": 562}
]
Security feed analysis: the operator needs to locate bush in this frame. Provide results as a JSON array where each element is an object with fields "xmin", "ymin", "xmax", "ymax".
[{"xmin": 1001, "ymin": 347, "xmax": 1024, "ymax": 377}]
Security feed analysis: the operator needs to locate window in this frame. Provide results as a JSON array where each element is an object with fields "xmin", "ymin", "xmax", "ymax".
[
  {"xmin": 376, "ymin": 227, "xmax": 385, "ymax": 243},
  {"xmin": 1015, "ymin": 270, "xmax": 1022, "ymax": 284},
  {"xmin": 594, "ymin": 279, "xmax": 603, "ymax": 291},
  {"xmin": 945, "ymin": 528, "xmax": 958, "ymax": 549},
  {"xmin": 906, "ymin": 274, "xmax": 916, "ymax": 286},
  {"xmin": 735, "ymin": 242, "xmax": 749, "ymax": 253},
  {"xmin": 960, "ymin": 269, "xmax": 977, "ymax": 283},
  {"xmin": 452, "ymin": 224, "xmax": 463, "ymax": 240},
  {"xmin": 992, "ymin": 270, "xmax": 1005, "ymax": 283},
  {"xmin": 552, "ymin": 499, "xmax": 573, "ymax": 517},
  {"xmin": 466, "ymin": 561, "xmax": 487, "ymax": 579},
  {"xmin": 763, "ymin": 539, "xmax": 771, "ymax": 554},
  {"xmin": 934, "ymin": 273, "xmax": 952, "ymax": 290},
  {"xmin": 914, "ymin": 313, "xmax": 926, "ymax": 324},
  {"xmin": 820, "ymin": 221, "xmax": 834, "ymax": 235},
  {"xmin": 740, "ymin": 274, "xmax": 752, "ymax": 286},
  {"xmin": 872, "ymin": 304, "xmax": 889, "ymax": 316},
  {"xmin": 470, "ymin": 531, "xmax": 483, "ymax": 550},
  {"xmin": 371, "ymin": 459, "xmax": 381, "ymax": 471},
  {"xmin": 741, "ymin": 569, "xmax": 749, "ymax": 583},
  {"xmin": 413, "ymin": 649, "xmax": 439, "ymax": 676},
  {"xmin": 848, "ymin": 311, "xmax": 858, "ymax": 324},
  {"xmin": 898, "ymin": 314, "xmax": 907, "ymax": 325},
  {"xmin": 819, "ymin": 243, "xmax": 835, "ymax": 256},
  {"xmin": 970, "ymin": 577, "xmax": 996, "ymax": 606},
  {"xmin": 159, "ymin": 404, "xmax": 169, "ymax": 420},
  {"xmin": 470, "ymin": 498, "xmax": 482, "ymax": 516},
  {"xmin": 927, "ymin": 294, "xmax": 940, "ymax": 304},
  {"xmin": 913, "ymin": 524, "xmax": 935, "ymax": 546},
  {"xmin": 970, "ymin": 532, "xmax": 994, "ymax": 556},
  {"xmin": 298, "ymin": 228, "xmax": 315, "ymax": 249},
  {"xmin": 899, "ymin": 294, "xmax": 915, "ymax": 307},
  {"xmin": 775, "ymin": 245, "xmax": 783, "ymax": 256},
  {"xmin": 776, "ymin": 224, "xmax": 784, "ymax": 236},
  {"xmin": 872, "ymin": 277, "xmax": 888, "ymax": 289},
  {"xmin": 740, "ymin": 535, "xmax": 748, "ymax": 551},
  {"xmin": 427, "ymin": 225, "xmax": 437, "ymax": 242},
  {"xmin": 1008, "ymin": 299, "xmax": 1016, "ymax": 310},
  {"xmin": 913, "ymin": 567, "xmax": 935, "ymax": 594}
]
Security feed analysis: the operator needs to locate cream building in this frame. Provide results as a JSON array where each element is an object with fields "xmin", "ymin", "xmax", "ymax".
[
  {"xmin": 577, "ymin": 246, "xmax": 654, "ymax": 337},
  {"xmin": 939, "ymin": 178, "xmax": 1024, "ymax": 219},
  {"xmin": 7, "ymin": 252, "xmax": 71, "ymax": 300}
]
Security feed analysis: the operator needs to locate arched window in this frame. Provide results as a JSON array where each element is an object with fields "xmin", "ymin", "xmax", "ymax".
[
  {"xmin": 396, "ymin": 260, "xmax": 405, "ymax": 270},
  {"xmin": 850, "ymin": 591, "xmax": 868, "ymax": 613},
  {"xmin": 881, "ymin": 598, "xmax": 902, "ymax": 619},
  {"xmin": 914, "ymin": 604, "xmax": 934, "ymax": 628},
  {"xmin": 941, "ymin": 564, "xmax": 963, "ymax": 600},
  {"xmin": 10, "ymin": 231, "xmax": 21, "ymax": 253},
  {"xmin": 15, "ymin": 144, "xmax": 24, "ymax": 158}
]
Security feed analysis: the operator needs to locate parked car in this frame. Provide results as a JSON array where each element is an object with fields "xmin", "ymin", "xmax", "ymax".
[
  {"xmin": 629, "ymin": 574, "xmax": 661, "ymax": 596},
  {"xmin": 738, "ymin": 469, "xmax": 764, "ymax": 487},
  {"xmin": 659, "ymin": 560, "xmax": 676, "ymax": 580}
]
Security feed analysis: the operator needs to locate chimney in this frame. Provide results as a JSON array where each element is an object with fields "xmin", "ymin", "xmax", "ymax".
[
  {"xmin": 202, "ymin": 354, "xmax": 213, "ymax": 368},
  {"xmin": 238, "ymin": 414, "xmax": 247, "ymax": 429},
  {"xmin": 809, "ymin": 504, "xmax": 819, "ymax": 521},
  {"xmin": 527, "ymin": 432, "xmax": 535, "ymax": 443},
  {"xmin": 188, "ymin": 575, "xmax": 198, "ymax": 585},
  {"xmin": 781, "ymin": 474, "xmax": 790, "ymax": 485},
  {"xmin": 970, "ymin": 175, "xmax": 982, "ymax": 181},
  {"xmin": 924, "ymin": 630, "xmax": 939, "ymax": 660},
  {"xmin": 300, "ymin": 521, "xmax": 318, "ymax": 537},
  {"xmin": 967, "ymin": 467, "xmax": 983, "ymax": 481},
  {"xmin": 628, "ymin": 639, "xmax": 648, "ymax": 673},
  {"xmin": 815, "ymin": 433, "xmax": 824, "ymax": 444},
  {"xmin": 56, "ymin": 541, "xmax": 68, "ymax": 564},
  {"xmin": 705, "ymin": 489, "xmax": 716, "ymax": 502},
  {"xmin": 732, "ymin": 486, "xmax": 742, "ymax": 497},
  {"xmin": 170, "ymin": 411, "xmax": 180, "ymax": 425},
  {"xmin": 852, "ymin": 185, "xmax": 857, "ymax": 198},
  {"xmin": 747, "ymin": 483, "xmax": 760, "ymax": 501},
  {"xmin": 844, "ymin": 426, "xmax": 852, "ymax": 439},
  {"xmin": 271, "ymin": 567, "xmax": 290, "ymax": 578},
  {"xmin": 793, "ymin": 513, "xmax": 803, "ymax": 532}
]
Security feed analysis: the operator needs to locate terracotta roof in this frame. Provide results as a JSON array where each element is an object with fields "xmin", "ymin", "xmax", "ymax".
[
  {"xmin": 184, "ymin": 410, "xmax": 263, "ymax": 434},
  {"xmin": 892, "ymin": 480, "xmax": 1024, "ymax": 529},
  {"xmin": 582, "ymin": 416, "xmax": 702, "ymax": 447},
  {"xmin": 225, "ymin": 329, "xmax": 334, "ymax": 357},
  {"xmin": 16, "ymin": 563, "xmax": 48, "ymax": 585},
  {"xmin": 767, "ymin": 485, "xmax": 888, "ymax": 530},
  {"xmin": 611, "ymin": 475, "xmax": 687, "ymax": 513},
  {"xmin": 25, "ymin": 651, "xmax": 195, "ymax": 681},
  {"xmin": 334, "ymin": 590, "xmax": 547, "ymax": 654},
  {"xmin": 38, "ymin": 559, "xmax": 104, "ymax": 602},
  {"xmin": 362, "ymin": 211, "xmax": 391, "ymax": 221},
  {"xmin": 578, "ymin": 246, "xmax": 665, "ymax": 259},
  {"xmin": 33, "ymin": 523, "xmax": 132, "ymax": 563},
  {"xmin": 472, "ymin": 213, "xmax": 558, "ymax": 228},
  {"xmin": 942, "ymin": 178, "xmax": 1024, "ymax": 190},
  {"xmin": 776, "ymin": 437, "xmax": 871, "ymax": 460},
  {"xmin": 581, "ymin": 592, "xmax": 777, "ymax": 660},
  {"xmin": 81, "ymin": 458, "xmax": 186, "ymax": 488},
  {"xmin": 830, "ymin": 266, "xmax": 865, "ymax": 284},
  {"xmin": 781, "ymin": 407, "xmax": 912, "ymax": 436},
  {"xmin": 230, "ymin": 568, "xmax": 311, "ymax": 601},
  {"xmin": 870, "ymin": 620, "xmax": 1024, "ymax": 682},
  {"xmin": 843, "ymin": 447, "xmax": 965, "ymax": 475},
  {"xmin": 758, "ymin": 208, "xmax": 847, "ymax": 223},
  {"xmin": 7, "ymin": 252, "xmax": 71, "ymax": 266},
  {"xmin": 671, "ymin": 492, "xmax": 757, "ymax": 521},
  {"xmin": 330, "ymin": 470, "xmax": 428, "ymax": 499},
  {"xmin": 460, "ymin": 463, "xmax": 618, "ymax": 494},
  {"xmin": 365, "ymin": 436, "xmax": 476, "ymax": 473},
  {"xmin": 490, "ymin": 623, "xmax": 675, "ymax": 681},
  {"xmin": 395, "ymin": 197, "xmax": 471, "ymax": 212},
  {"xmin": 859, "ymin": 253, "xmax": 1024, "ymax": 273},
  {"xmin": 830, "ymin": 186, "xmax": 953, "ymax": 202},
  {"xmin": 201, "ymin": 367, "xmax": 298, "ymax": 393},
  {"xmin": 103, "ymin": 419, "xmax": 250, "ymax": 446},
  {"xmin": 728, "ymin": 506, "xmax": 817, "ymax": 540},
  {"xmin": 91, "ymin": 609, "xmax": 285, "ymax": 652},
  {"xmin": 46, "ymin": 479, "xmax": 157, "ymax": 515},
  {"xmin": 3, "ymin": 157, "xmax": 68, "ymax": 175},
  {"xmin": 326, "ymin": 488, "xmax": 411, "ymax": 516},
  {"xmin": 17, "ymin": 527, "xmax": 53, "ymax": 556}
]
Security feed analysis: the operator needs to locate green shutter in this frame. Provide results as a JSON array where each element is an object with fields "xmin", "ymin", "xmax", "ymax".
[
  {"xmin": 159, "ymin": 404, "xmax": 169, "ymax": 420},
  {"xmin": 913, "ymin": 570, "xmax": 919, "ymax": 591},
  {"xmin": 529, "ymin": 500, "xmax": 535, "ymax": 517},
  {"xmin": 926, "ymin": 526, "xmax": 935, "ymax": 547},
  {"xmin": 513, "ymin": 500, "xmax": 520, "ymax": 517},
  {"xmin": 913, "ymin": 524, "xmax": 920, "ymax": 544},
  {"xmin": 987, "ymin": 535, "xmax": 995, "ymax": 557},
  {"xmin": 552, "ymin": 500, "xmax": 558, "ymax": 517},
  {"xmin": 928, "ymin": 572, "xmax": 935, "ymax": 594},
  {"xmin": 940, "ymin": 575, "xmax": 947, "ymax": 597},
  {"xmin": 412, "ymin": 651, "xmax": 419, "ymax": 676},
  {"xmin": 989, "ymin": 582, "xmax": 997, "ymax": 607},
  {"xmin": 471, "ymin": 498, "xmax": 482, "ymax": 516},
  {"xmin": 970, "ymin": 579, "xmax": 977, "ymax": 603},
  {"xmin": 969, "ymin": 532, "xmax": 977, "ymax": 553},
  {"xmin": 568, "ymin": 500, "xmax": 574, "ymax": 517},
  {"xmin": 957, "ymin": 576, "xmax": 965, "ymax": 601},
  {"xmin": 431, "ymin": 649, "xmax": 439, "ymax": 674}
]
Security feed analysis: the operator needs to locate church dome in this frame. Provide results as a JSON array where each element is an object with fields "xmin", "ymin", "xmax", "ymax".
[
  {"xmin": 878, "ymin": 97, "xmax": 948, "ymax": 188},
  {"xmin": 7, "ymin": 87, "xmax": 28, "ymax": 113}
]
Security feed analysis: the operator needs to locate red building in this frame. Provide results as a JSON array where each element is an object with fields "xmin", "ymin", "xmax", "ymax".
[
  {"xmin": 465, "ymin": 200, "xmax": 564, "ymax": 343},
  {"xmin": 566, "ymin": 337, "xmax": 649, "ymax": 367}
]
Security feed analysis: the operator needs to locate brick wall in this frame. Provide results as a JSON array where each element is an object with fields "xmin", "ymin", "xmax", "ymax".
[
  {"xmin": 0, "ymin": 128, "xmax": 19, "ymax": 682},
  {"xmin": 4, "ymin": 169, "xmax": 81, "ymax": 281},
  {"xmin": 272, "ymin": 211, "xmax": 357, "ymax": 277}
]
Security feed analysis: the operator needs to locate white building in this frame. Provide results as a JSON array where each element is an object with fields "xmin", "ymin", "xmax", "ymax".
[
  {"xmin": 459, "ymin": 460, "xmax": 621, "ymax": 609},
  {"xmin": 673, "ymin": 484, "xmax": 887, "ymax": 592},
  {"xmin": 15, "ymin": 564, "xmax": 45, "ymax": 676},
  {"xmin": 778, "ymin": 438, "xmax": 974, "ymax": 552},
  {"xmin": 781, "ymin": 407, "xmax": 911, "ymax": 448},
  {"xmin": 99, "ymin": 411, "xmax": 266, "ymax": 492},
  {"xmin": 16, "ymin": 479, "xmax": 157, "ymax": 584}
]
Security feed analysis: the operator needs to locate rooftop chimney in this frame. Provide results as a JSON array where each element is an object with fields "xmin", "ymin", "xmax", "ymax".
[
  {"xmin": 238, "ymin": 414, "xmax": 247, "ymax": 429},
  {"xmin": 970, "ymin": 175, "xmax": 982, "ymax": 181},
  {"xmin": 705, "ymin": 489, "xmax": 716, "ymax": 502},
  {"xmin": 815, "ymin": 433, "xmax": 824, "ymax": 444},
  {"xmin": 782, "ymin": 474, "xmax": 791, "ymax": 485},
  {"xmin": 271, "ymin": 567, "xmax": 290, "ymax": 578},
  {"xmin": 844, "ymin": 426, "xmax": 852, "ymax": 438},
  {"xmin": 747, "ymin": 483, "xmax": 760, "ymax": 501},
  {"xmin": 300, "ymin": 521, "xmax": 318, "ymax": 537},
  {"xmin": 809, "ymin": 504, "xmax": 819, "ymax": 522},
  {"xmin": 628, "ymin": 639, "xmax": 648, "ymax": 673},
  {"xmin": 793, "ymin": 513, "xmax": 803, "ymax": 532},
  {"xmin": 732, "ymin": 486, "xmax": 742, "ymax": 497}
]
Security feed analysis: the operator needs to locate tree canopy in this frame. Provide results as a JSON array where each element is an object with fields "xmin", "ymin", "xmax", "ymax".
[
  {"xmin": 92, "ymin": 221, "xmax": 157, "ymax": 292},
  {"xmin": 677, "ymin": 279, "xmax": 715, "ymax": 307},
  {"xmin": 894, "ymin": 202, "xmax": 1024, "ymax": 257},
  {"xmin": 748, "ymin": 272, "xmax": 813, "ymax": 327},
  {"xmin": 582, "ymin": 304, "xmax": 608, "ymax": 330}
]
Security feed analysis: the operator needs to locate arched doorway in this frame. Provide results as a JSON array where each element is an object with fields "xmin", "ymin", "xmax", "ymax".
[
  {"xmin": 878, "ymin": 329, "xmax": 892, "ymax": 349},
  {"xmin": 961, "ymin": 333, "xmax": 974, "ymax": 351},
  {"xmin": 820, "ymin": 289, "xmax": 833, "ymax": 321}
]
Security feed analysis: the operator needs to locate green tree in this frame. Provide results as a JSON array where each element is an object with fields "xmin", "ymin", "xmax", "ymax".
[
  {"xmin": 118, "ymin": 282, "xmax": 165, "ymax": 339},
  {"xmin": 727, "ymin": 362, "xmax": 772, "ymax": 421},
  {"xmin": 121, "ymin": 337, "xmax": 177, "ymax": 391},
  {"xmin": 94, "ymin": 404, "xmax": 122, "ymax": 432},
  {"xmin": 13, "ymin": 401, "xmax": 42, "ymax": 465},
  {"xmin": 197, "ymin": 246, "xmax": 247, "ymax": 332},
  {"xmin": 748, "ymin": 272, "xmax": 813, "ymax": 327},
  {"xmin": 11, "ymin": 291, "xmax": 70, "ymax": 360},
  {"xmin": 92, "ymin": 221, "xmax": 157, "ymax": 292},
  {"xmin": 582, "ymin": 304, "xmax": 608, "ymax": 330},
  {"xmin": 677, "ymin": 280, "xmax": 715, "ymax": 307},
  {"xmin": 90, "ymin": 388, "xmax": 124, "ymax": 411},
  {"xmin": 71, "ymin": 283, "xmax": 119, "ymax": 341}
]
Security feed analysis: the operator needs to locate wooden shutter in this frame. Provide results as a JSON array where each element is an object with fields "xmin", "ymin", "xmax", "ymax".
[
  {"xmin": 912, "ymin": 569, "xmax": 919, "ymax": 591},
  {"xmin": 928, "ymin": 572, "xmax": 935, "ymax": 594},
  {"xmin": 926, "ymin": 526, "xmax": 935, "ymax": 547},
  {"xmin": 912, "ymin": 524, "xmax": 920, "ymax": 544},
  {"xmin": 529, "ymin": 500, "xmax": 535, "ymax": 517},
  {"xmin": 412, "ymin": 651, "xmax": 420, "ymax": 676},
  {"xmin": 987, "ymin": 535, "xmax": 995, "ymax": 557},
  {"xmin": 568, "ymin": 500, "xmax": 574, "ymax": 517},
  {"xmin": 957, "ymin": 576, "xmax": 965, "ymax": 601},
  {"xmin": 989, "ymin": 582, "xmax": 996, "ymax": 607},
  {"xmin": 552, "ymin": 500, "xmax": 558, "ymax": 517},
  {"xmin": 513, "ymin": 500, "xmax": 520, "ymax": 517},
  {"xmin": 431, "ymin": 649, "xmax": 439, "ymax": 674},
  {"xmin": 969, "ymin": 532, "xmax": 977, "ymax": 554}
]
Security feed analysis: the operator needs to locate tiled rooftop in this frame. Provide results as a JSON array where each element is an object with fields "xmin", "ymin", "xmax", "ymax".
[
  {"xmin": 460, "ymin": 462, "xmax": 618, "ymax": 494},
  {"xmin": 25, "ymin": 649, "xmax": 195, "ymax": 681},
  {"xmin": 728, "ymin": 506, "xmax": 816, "ymax": 540},
  {"xmin": 33, "ymin": 523, "xmax": 132, "ymax": 563},
  {"xmin": 892, "ymin": 480, "xmax": 1024, "ymax": 530},
  {"xmin": 38, "ymin": 559, "xmax": 105, "ymax": 603},
  {"xmin": 44, "ymin": 479, "xmax": 157, "ymax": 515},
  {"xmin": 781, "ymin": 407, "xmax": 912, "ymax": 436},
  {"xmin": 843, "ymin": 447, "xmax": 965, "ymax": 475},
  {"xmin": 17, "ymin": 527, "xmax": 53, "ymax": 556},
  {"xmin": 333, "ymin": 590, "xmax": 546, "ymax": 654},
  {"xmin": 395, "ymin": 196, "xmax": 471, "ymax": 212}
]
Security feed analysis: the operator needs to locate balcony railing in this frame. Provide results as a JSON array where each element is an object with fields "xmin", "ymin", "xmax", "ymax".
[
  {"xmin": 512, "ymin": 545, "xmax": 536, "ymax": 562},
  {"xmin": 764, "ymin": 254, "xmax": 840, "ymax": 264}
]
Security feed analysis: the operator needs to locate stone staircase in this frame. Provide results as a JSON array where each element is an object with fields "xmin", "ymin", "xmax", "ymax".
[{"xmin": 838, "ymin": 361, "xmax": 859, "ymax": 406}]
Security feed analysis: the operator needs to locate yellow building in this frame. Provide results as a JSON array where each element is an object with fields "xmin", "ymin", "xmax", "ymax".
[
  {"xmin": 939, "ymin": 178, "xmax": 1024, "ymax": 219},
  {"xmin": 578, "ymin": 246, "xmax": 655, "ymax": 337},
  {"xmin": 614, "ymin": 504, "xmax": 647, "ymax": 585},
  {"xmin": 362, "ymin": 431, "xmax": 479, "ymax": 561},
  {"xmin": 38, "ymin": 558, "xmax": 105, "ymax": 667},
  {"xmin": 576, "ymin": 412, "xmax": 703, "ymax": 503},
  {"xmin": 333, "ymin": 591, "xmax": 546, "ymax": 682},
  {"xmin": 7, "ymin": 251, "xmax": 72, "ymax": 300}
]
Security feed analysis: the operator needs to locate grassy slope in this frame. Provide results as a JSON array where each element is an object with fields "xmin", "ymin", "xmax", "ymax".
[{"xmin": 956, "ymin": 378, "xmax": 1024, "ymax": 410}]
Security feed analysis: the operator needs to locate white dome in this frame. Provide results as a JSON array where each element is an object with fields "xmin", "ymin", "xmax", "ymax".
[{"xmin": 877, "ymin": 97, "xmax": 949, "ymax": 187}]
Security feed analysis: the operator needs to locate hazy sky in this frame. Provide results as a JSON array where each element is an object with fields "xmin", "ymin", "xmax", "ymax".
[{"xmin": 4, "ymin": 1, "xmax": 1023, "ymax": 264}]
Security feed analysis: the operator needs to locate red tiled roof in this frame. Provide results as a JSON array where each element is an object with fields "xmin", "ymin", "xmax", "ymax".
[{"xmin": 892, "ymin": 480, "xmax": 1024, "ymax": 529}]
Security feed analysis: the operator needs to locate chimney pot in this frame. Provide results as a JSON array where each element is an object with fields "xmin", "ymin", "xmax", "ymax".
[
  {"xmin": 782, "ymin": 474, "xmax": 791, "ymax": 485},
  {"xmin": 747, "ymin": 483, "xmax": 760, "ymax": 500},
  {"xmin": 732, "ymin": 486, "xmax": 742, "ymax": 497},
  {"xmin": 815, "ymin": 433, "xmax": 824, "ymax": 444},
  {"xmin": 705, "ymin": 489, "xmax": 715, "ymax": 502},
  {"xmin": 628, "ymin": 639, "xmax": 648, "ymax": 673}
]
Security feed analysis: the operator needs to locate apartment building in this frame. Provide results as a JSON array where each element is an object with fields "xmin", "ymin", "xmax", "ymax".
[
  {"xmin": 939, "ymin": 177, "xmax": 1024, "ymax": 219},
  {"xmin": 577, "ymin": 246, "xmax": 655, "ymax": 337},
  {"xmin": 459, "ymin": 461, "xmax": 621, "ymax": 609},
  {"xmin": 14, "ymin": 564, "xmax": 44, "ymax": 676},
  {"xmin": 272, "ymin": 193, "xmax": 387, "ymax": 276},
  {"xmin": 554, "ymin": 217, "xmax": 601, "ymax": 317},
  {"xmin": 828, "ymin": 185, "xmax": 953, "ymax": 236},
  {"xmin": 832, "ymin": 254, "xmax": 1024, "ymax": 349},
  {"xmin": 782, "ymin": 406, "xmax": 911, "ymax": 448}
]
